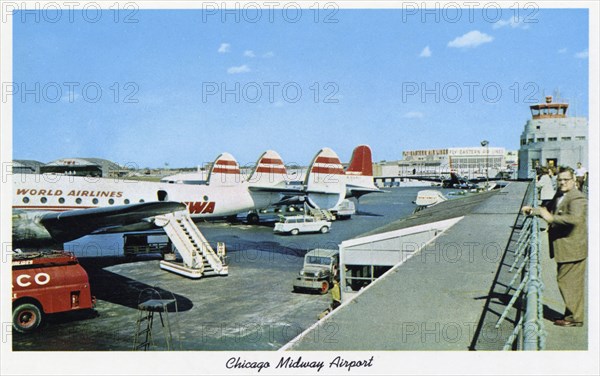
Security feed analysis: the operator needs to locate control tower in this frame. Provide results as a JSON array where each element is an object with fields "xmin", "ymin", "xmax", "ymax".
[{"xmin": 517, "ymin": 96, "xmax": 588, "ymax": 179}]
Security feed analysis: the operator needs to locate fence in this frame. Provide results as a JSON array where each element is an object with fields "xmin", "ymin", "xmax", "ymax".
[{"xmin": 497, "ymin": 174, "xmax": 546, "ymax": 350}]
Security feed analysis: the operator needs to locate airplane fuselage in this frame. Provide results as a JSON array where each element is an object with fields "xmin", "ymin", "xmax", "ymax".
[{"xmin": 13, "ymin": 174, "xmax": 279, "ymax": 218}]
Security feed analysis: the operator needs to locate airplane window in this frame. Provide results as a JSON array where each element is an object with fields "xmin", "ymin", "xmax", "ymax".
[
  {"xmin": 92, "ymin": 198, "xmax": 99, "ymax": 204},
  {"xmin": 40, "ymin": 197, "xmax": 47, "ymax": 204},
  {"xmin": 203, "ymin": 196, "xmax": 209, "ymax": 201},
  {"xmin": 139, "ymin": 199, "xmax": 145, "ymax": 203},
  {"xmin": 58, "ymin": 197, "xmax": 65, "ymax": 204},
  {"xmin": 108, "ymin": 199, "xmax": 115, "ymax": 205},
  {"xmin": 22, "ymin": 197, "xmax": 29, "ymax": 203},
  {"xmin": 76, "ymin": 198, "xmax": 82, "ymax": 204},
  {"xmin": 124, "ymin": 199, "xmax": 130, "ymax": 204}
]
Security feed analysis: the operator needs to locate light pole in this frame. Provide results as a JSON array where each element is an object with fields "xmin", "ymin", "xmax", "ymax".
[{"xmin": 481, "ymin": 140, "xmax": 489, "ymax": 189}]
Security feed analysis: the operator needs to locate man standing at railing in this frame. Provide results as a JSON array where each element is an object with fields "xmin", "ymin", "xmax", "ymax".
[
  {"xmin": 575, "ymin": 162, "xmax": 587, "ymax": 191},
  {"xmin": 522, "ymin": 167, "xmax": 588, "ymax": 327}
]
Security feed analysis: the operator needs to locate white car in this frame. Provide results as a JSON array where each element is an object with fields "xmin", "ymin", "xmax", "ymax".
[{"xmin": 273, "ymin": 215, "xmax": 331, "ymax": 235}]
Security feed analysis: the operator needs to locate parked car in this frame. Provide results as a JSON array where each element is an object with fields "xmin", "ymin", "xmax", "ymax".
[{"xmin": 273, "ymin": 215, "xmax": 331, "ymax": 235}]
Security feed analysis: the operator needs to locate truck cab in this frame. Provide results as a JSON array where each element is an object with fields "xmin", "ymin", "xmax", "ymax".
[{"xmin": 293, "ymin": 249, "xmax": 339, "ymax": 294}]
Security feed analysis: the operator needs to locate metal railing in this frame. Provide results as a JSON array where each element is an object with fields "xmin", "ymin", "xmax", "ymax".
[{"xmin": 497, "ymin": 173, "xmax": 546, "ymax": 350}]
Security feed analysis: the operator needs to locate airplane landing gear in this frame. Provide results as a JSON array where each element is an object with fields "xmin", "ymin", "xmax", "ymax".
[{"xmin": 246, "ymin": 212, "xmax": 260, "ymax": 224}]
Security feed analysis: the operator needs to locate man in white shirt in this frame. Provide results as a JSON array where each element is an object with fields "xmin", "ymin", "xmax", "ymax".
[{"xmin": 575, "ymin": 162, "xmax": 587, "ymax": 190}]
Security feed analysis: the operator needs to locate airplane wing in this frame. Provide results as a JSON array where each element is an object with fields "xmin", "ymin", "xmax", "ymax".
[
  {"xmin": 13, "ymin": 201, "xmax": 186, "ymax": 247},
  {"xmin": 345, "ymin": 184, "xmax": 383, "ymax": 199},
  {"xmin": 394, "ymin": 175, "xmax": 451, "ymax": 183},
  {"xmin": 248, "ymin": 185, "xmax": 305, "ymax": 194},
  {"xmin": 465, "ymin": 176, "xmax": 506, "ymax": 183}
]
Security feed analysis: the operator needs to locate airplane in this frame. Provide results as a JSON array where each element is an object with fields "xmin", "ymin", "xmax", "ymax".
[
  {"xmin": 161, "ymin": 145, "xmax": 380, "ymax": 220},
  {"xmin": 394, "ymin": 172, "xmax": 506, "ymax": 190},
  {"xmin": 162, "ymin": 145, "xmax": 379, "ymax": 198},
  {"xmin": 12, "ymin": 147, "xmax": 369, "ymax": 247},
  {"xmin": 245, "ymin": 145, "xmax": 380, "ymax": 222}
]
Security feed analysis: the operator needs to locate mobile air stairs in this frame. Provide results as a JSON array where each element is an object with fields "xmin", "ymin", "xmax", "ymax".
[
  {"xmin": 309, "ymin": 208, "xmax": 335, "ymax": 221},
  {"xmin": 154, "ymin": 210, "xmax": 228, "ymax": 279}
]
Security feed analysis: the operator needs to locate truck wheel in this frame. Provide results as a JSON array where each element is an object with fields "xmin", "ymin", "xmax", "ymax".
[
  {"xmin": 246, "ymin": 213, "xmax": 260, "ymax": 224},
  {"xmin": 319, "ymin": 281, "xmax": 330, "ymax": 294},
  {"xmin": 320, "ymin": 226, "xmax": 329, "ymax": 234},
  {"xmin": 290, "ymin": 229, "xmax": 299, "ymax": 235},
  {"xmin": 13, "ymin": 303, "xmax": 42, "ymax": 333}
]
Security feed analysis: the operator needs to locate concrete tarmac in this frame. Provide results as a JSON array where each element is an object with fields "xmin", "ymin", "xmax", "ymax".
[
  {"xmin": 12, "ymin": 187, "xmax": 425, "ymax": 351},
  {"xmin": 12, "ymin": 184, "xmax": 587, "ymax": 352},
  {"xmin": 286, "ymin": 182, "xmax": 588, "ymax": 351}
]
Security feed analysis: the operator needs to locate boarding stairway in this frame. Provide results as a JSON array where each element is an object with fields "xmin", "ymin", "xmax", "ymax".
[
  {"xmin": 309, "ymin": 208, "xmax": 335, "ymax": 221},
  {"xmin": 154, "ymin": 210, "xmax": 228, "ymax": 279}
]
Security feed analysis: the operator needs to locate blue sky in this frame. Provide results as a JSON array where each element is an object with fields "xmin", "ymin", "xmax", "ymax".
[{"xmin": 12, "ymin": 6, "xmax": 590, "ymax": 168}]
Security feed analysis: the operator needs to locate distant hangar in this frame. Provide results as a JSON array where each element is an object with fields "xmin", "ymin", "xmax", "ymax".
[{"xmin": 13, "ymin": 158, "xmax": 127, "ymax": 177}]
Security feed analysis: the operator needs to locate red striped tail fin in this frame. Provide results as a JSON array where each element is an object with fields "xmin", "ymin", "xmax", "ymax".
[
  {"xmin": 248, "ymin": 150, "xmax": 288, "ymax": 186},
  {"xmin": 207, "ymin": 152, "xmax": 242, "ymax": 185},
  {"xmin": 305, "ymin": 147, "xmax": 346, "ymax": 209}
]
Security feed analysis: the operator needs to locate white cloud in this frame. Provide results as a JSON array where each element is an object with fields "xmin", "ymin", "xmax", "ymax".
[
  {"xmin": 403, "ymin": 111, "xmax": 424, "ymax": 119},
  {"xmin": 558, "ymin": 48, "xmax": 567, "ymax": 54},
  {"xmin": 447, "ymin": 30, "xmax": 493, "ymax": 48},
  {"xmin": 493, "ymin": 16, "xmax": 530, "ymax": 30},
  {"xmin": 244, "ymin": 50, "xmax": 256, "ymax": 58},
  {"xmin": 419, "ymin": 46, "xmax": 432, "ymax": 58},
  {"xmin": 574, "ymin": 49, "xmax": 588, "ymax": 59},
  {"xmin": 262, "ymin": 51, "xmax": 275, "ymax": 58},
  {"xmin": 227, "ymin": 64, "xmax": 251, "ymax": 74},
  {"xmin": 218, "ymin": 43, "xmax": 231, "ymax": 53}
]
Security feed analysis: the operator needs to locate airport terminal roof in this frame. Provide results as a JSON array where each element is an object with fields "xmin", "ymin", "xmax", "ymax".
[{"xmin": 44, "ymin": 157, "xmax": 122, "ymax": 170}]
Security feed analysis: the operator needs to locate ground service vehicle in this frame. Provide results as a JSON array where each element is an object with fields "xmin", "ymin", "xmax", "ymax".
[
  {"xmin": 12, "ymin": 250, "xmax": 95, "ymax": 333},
  {"xmin": 331, "ymin": 199, "xmax": 356, "ymax": 220},
  {"xmin": 293, "ymin": 249, "xmax": 339, "ymax": 294},
  {"xmin": 273, "ymin": 215, "xmax": 331, "ymax": 235},
  {"xmin": 123, "ymin": 231, "xmax": 172, "ymax": 259}
]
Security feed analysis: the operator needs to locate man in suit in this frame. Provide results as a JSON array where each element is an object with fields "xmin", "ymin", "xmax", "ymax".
[{"xmin": 522, "ymin": 167, "xmax": 588, "ymax": 327}]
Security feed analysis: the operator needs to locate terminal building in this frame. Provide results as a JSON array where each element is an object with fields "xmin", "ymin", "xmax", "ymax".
[
  {"xmin": 373, "ymin": 146, "xmax": 513, "ymax": 186},
  {"xmin": 517, "ymin": 96, "xmax": 588, "ymax": 179}
]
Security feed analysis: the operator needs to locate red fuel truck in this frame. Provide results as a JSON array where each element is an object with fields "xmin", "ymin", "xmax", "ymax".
[{"xmin": 12, "ymin": 250, "xmax": 95, "ymax": 333}]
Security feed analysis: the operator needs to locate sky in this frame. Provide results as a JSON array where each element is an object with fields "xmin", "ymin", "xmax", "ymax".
[{"xmin": 11, "ymin": 5, "xmax": 590, "ymax": 168}]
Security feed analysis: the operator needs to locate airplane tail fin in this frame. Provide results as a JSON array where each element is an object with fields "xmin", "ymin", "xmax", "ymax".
[
  {"xmin": 305, "ymin": 147, "xmax": 346, "ymax": 209},
  {"xmin": 346, "ymin": 145, "xmax": 373, "ymax": 176},
  {"xmin": 248, "ymin": 150, "xmax": 288, "ymax": 187},
  {"xmin": 207, "ymin": 152, "xmax": 242, "ymax": 186},
  {"xmin": 344, "ymin": 145, "xmax": 379, "ymax": 198},
  {"xmin": 449, "ymin": 172, "xmax": 460, "ymax": 185}
]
